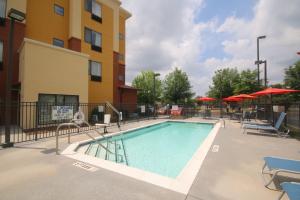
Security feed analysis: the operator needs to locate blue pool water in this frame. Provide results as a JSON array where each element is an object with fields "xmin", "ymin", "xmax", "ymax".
[{"xmin": 83, "ymin": 121, "xmax": 214, "ymax": 178}]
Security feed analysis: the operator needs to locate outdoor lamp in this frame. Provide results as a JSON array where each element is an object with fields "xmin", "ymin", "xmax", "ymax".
[
  {"xmin": 257, "ymin": 35, "xmax": 266, "ymax": 40},
  {"xmin": 8, "ymin": 8, "xmax": 26, "ymax": 21},
  {"xmin": 4, "ymin": 8, "xmax": 25, "ymax": 148},
  {"xmin": 256, "ymin": 35, "xmax": 267, "ymax": 86}
]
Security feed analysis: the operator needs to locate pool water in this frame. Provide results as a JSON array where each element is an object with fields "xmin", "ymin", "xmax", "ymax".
[{"xmin": 81, "ymin": 121, "xmax": 214, "ymax": 178}]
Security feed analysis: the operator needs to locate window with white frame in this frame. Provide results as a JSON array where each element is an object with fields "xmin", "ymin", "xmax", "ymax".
[
  {"xmin": 85, "ymin": 0, "xmax": 102, "ymax": 22},
  {"xmin": 54, "ymin": 4, "xmax": 64, "ymax": 16},
  {"xmin": 118, "ymin": 75, "xmax": 124, "ymax": 81},
  {"xmin": 0, "ymin": 0, "xmax": 6, "ymax": 19},
  {"xmin": 118, "ymin": 54, "xmax": 124, "ymax": 62},
  {"xmin": 52, "ymin": 38, "xmax": 64, "ymax": 48},
  {"xmin": 89, "ymin": 60, "xmax": 102, "ymax": 82},
  {"xmin": 119, "ymin": 33, "xmax": 125, "ymax": 40},
  {"xmin": 85, "ymin": 27, "xmax": 102, "ymax": 52}
]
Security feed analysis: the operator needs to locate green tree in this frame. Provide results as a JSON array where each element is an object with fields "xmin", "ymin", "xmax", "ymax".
[
  {"xmin": 207, "ymin": 68, "xmax": 239, "ymax": 98},
  {"xmin": 163, "ymin": 68, "xmax": 194, "ymax": 104},
  {"xmin": 283, "ymin": 60, "xmax": 300, "ymax": 102},
  {"xmin": 284, "ymin": 61, "xmax": 300, "ymax": 90},
  {"xmin": 234, "ymin": 69, "xmax": 260, "ymax": 94},
  {"xmin": 132, "ymin": 70, "xmax": 162, "ymax": 104}
]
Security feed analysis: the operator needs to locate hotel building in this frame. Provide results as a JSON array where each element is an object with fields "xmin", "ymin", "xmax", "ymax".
[{"xmin": 0, "ymin": 0, "xmax": 137, "ymax": 108}]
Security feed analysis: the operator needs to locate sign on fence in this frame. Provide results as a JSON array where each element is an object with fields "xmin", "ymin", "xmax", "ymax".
[
  {"xmin": 98, "ymin": 105, "xmax": 104, "ymax": 112},
  {"xmin": 52, "ymin": 106, "xmax": 74, "ymax": 120},
  {"xmin": 140, "ymin": 105, "xmax": 145, "ymax": 113}
]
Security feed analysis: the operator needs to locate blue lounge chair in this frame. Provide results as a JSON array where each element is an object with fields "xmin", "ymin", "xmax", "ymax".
[
  {"xmin": 242, "ymin": 112, "xmax": 285, "ymax": 127},
  {"xmin": 262, "ymin": 157, "xmax": 300, "ymax": 190},
  {"xmin": 243, "ymin": 112, "xmax": 288, "ymax": 136},
  {"xmin": 278, "ymin": 182, "xmax": 300, "ymax": 200}
]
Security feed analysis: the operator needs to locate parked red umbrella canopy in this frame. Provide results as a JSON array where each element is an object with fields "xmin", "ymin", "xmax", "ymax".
[
  {"xmin": 231, "ymin": 94, "xmax": 256, "ymax": 99},
  {"xmin": 223, "ymin": 97, "xmax": 243, "ymax": 102},
  {"xmin": 251, "ymin": 87, "xmax": 300, "ymax": 96},
  {"xmin": 251, "ymin": 87, "xmax": 300, "ymax": 125},
  {"xmin": 197, "ymin": 97, "xmax": 216, "ymax": 101}
]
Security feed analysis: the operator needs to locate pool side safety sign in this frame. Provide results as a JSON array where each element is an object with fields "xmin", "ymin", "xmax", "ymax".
[
  {"xmin": 73, "ymin": 162, "xmax": 99, "ymax": 172},
  {"xmin": 212, "ymin": 145, "xmax": 219, "ymax": 152}
]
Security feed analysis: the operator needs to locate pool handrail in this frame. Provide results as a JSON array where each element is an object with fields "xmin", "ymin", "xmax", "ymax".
[{"xmin": 55, "ymin": 119, "xmax": 113, "ymax": 155}]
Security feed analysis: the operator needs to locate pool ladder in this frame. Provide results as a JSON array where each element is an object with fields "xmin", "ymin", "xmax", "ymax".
[{"xmin": 85, "ymin": 138, "xmax": 128, "ymax": 165}]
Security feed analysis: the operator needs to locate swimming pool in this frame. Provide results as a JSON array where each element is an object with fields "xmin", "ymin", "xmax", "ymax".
[
  {"xmin": 79, "ymin": 121, "xmax": 213, "ymax": 178},
  {"xmin": 62, "ymin": 120, "xmax": 221, "ymax": 194}
]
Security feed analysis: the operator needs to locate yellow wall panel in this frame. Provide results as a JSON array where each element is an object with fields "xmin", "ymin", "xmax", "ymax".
[
  {"xmin": 81, "ymin": 2, "xmax": 114, "ymax": 103},
  {"xmin": 26, "ymin": 0, "xmax": 69, "ymax": 47}
]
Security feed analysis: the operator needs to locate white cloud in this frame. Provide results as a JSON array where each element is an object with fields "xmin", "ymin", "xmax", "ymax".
[
  {"xmin": 122, "ymin": 0, "xmax": 300, "ymax": 96},
  {"xmin": 213, "ymin": 0, "xmax": 300, "ymax": 86},
  {"xmin": 122, "ymin": 0, "xmax": 208, "ymax": 93}
]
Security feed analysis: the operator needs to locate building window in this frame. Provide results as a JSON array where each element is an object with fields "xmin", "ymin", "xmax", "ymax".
[
  {"xmin": 0, "ymin": 0, "xmax": 6, "ymax": 25},
  {"xmin": 118, "ymin": 54, "xmax": 124, "ymax": 62},
  {"xmin": 84, "ymin": 27, "xmax": 102, "ymax": 52},
  {"xmin": 53, "ymin": 38, "xmax": 64, "ymax": 48},
  {"xmin": 38, "ymin": 94, "xmax": 79, "ymax": 125},
  {"xmin": 54, "ymin": 4, "xmax": 64, "ymax": 16},
  {"xmin": 118, "ymin": 75, "xmax": 124, "ymax": 81},
  {"xmin": 89, "ymin": 60, "xmax": 102, "ymax": 82},
  {"xmin": 119, "ymin": 33, "xmax": 125, "ymax": 40},
  {"xmin": 0, "ymin": 40, "xmax": 3, "ymax": 70},
  {"xmin": 85, "ymin": 0, "xmax": 102, "ymax": 23}
]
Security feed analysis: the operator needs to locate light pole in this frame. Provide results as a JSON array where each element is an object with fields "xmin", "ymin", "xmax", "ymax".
[
  {"xmin": 256, "ymin": 35, "xmax": 266, "ymax": 86},
  {"xmin": 263, "ymin": 60, "xmax": 267, "ymax": 87},
  {"xmin": 4, "ymin": 8, "xmax": 25, "ymax": 148},
  {"xmin": 255, "ymin": 60, "xmax": 267, "ymax": 87}
]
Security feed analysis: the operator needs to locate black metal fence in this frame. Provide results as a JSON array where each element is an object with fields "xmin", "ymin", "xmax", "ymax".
[
  {"xmin": 1, "ymin": 102, "xmax": 299, "ymax": 146},
  {"xmin": 0, "ymin": 102, "xmax": 159, "ymax": 146}
]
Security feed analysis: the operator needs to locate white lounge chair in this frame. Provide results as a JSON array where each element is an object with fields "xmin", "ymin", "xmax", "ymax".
[{"xmin": 95, "ymin": 114, "xmax": 111, "ymax": 133}]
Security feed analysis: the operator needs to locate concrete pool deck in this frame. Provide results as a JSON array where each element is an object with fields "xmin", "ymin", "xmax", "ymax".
[{"xmin": 0, "ymin": 118, "xmax": 299, "ymax": 200}]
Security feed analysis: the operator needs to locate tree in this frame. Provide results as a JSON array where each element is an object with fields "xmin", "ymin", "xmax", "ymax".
[
  {"xmin": 283, "ymin": 60, "xmax": 300, "ymax": 101},
  {"xmin": 132, "ymin": 70, "xmax": 162, "ymax": 104},
  {"xmin": 284, "ymin": 61, "xmax": 300, "ymax": 90},
  {"xmin": 234, "ymin": 69, "xmax": 261, "ymax": 94},
  {"xmin": 163, "ymin": 68, "xmax": 194, "ymax": 104},
  {"xmin": 207, "ymin": 68, "xmax": 239, "ymax": 98}
]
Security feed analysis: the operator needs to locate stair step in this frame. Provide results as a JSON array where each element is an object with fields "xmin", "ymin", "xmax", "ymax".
[
  {"xmin": 77, "ymin": 144, "xmax": 89, "ymax": 154},
  {"xmin": 85, "ymin": 139, "xmax": 128, "ymax": 165},
  {"xmin": 86, "ymin": 143, "xmax": 99, "ymax": 156},
  {"xmin": 95, "ymin": 141, "xmax": 108, "ymax": 160}
]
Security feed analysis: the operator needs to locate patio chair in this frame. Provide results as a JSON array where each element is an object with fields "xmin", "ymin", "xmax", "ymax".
[
  {"xmin": 171, "ymin": 105, "xmax": 183, "ymax": 116},
  {"xmin": 261, "ymin": 156, "xmax": 300, "ymax": 190},
  {"xmin": 95, "ymin": 114, "xmax": 111, "ymax": 133},
  {"xmin": 242, "ymin": 112, "xmax": 288, "ymax": 136},
  {"xmin": 240, "ymin": 111, "xmax": 286, "ymax": 127},
  {"xmin": 241, "ymin": 112, "xmax": 285, "ymax": 127},
  {"xmin": 278, "ymin": 182, "xmax": 300, "ymax": 200}
]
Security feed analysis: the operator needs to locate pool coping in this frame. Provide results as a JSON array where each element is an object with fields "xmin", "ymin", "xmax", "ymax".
[{"xmin": 61, "ymin": 120, "xmax": 221, "ymax": 194}]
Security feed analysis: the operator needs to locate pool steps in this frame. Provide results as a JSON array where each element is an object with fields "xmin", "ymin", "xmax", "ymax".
[{"xmin": 83, "ymin": 139, "xmax": 128, "ymax": 165}]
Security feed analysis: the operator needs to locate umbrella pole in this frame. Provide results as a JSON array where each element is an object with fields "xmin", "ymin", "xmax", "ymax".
[{"xmin": 271, "ymin": 94, "xmax": 274, "ymax": 126}]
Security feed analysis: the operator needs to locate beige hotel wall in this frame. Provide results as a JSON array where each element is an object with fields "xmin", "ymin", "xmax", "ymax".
[{"xmin": 19, "ymin": 38, "xmax": 89, "ymax": 129}]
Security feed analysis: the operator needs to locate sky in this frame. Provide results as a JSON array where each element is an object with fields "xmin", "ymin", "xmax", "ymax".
[{"xmin": 121, "ymin": 0, "xmax": 300, "ymax": 96}]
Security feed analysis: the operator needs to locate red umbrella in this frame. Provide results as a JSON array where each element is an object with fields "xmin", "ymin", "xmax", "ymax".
[
  {"xmin": 223, "ymin": 97, "xmax": 243, "ymax": 102},
  {"xmin": 197, "ymin": 97, "xmax": 216, "ymax": 101},
  {"xmin": 251, "ymin": 87, "xmax": 300, "ymax": 124},
  {"xmin": 231, "ymin": 94, "xmax": 256, "ymax": 99},
  {"xmin": 251, "ymin": 88, "xmax": 300, "ymax": 96}
]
